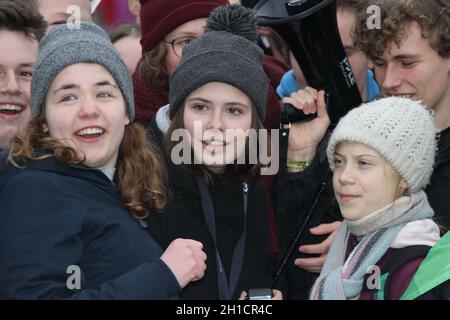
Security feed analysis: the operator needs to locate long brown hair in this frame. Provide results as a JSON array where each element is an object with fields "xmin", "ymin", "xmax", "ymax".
[
  {"xmin": 138, "ymin": 41, "xmax": 170, "ymax": 89},
  {"xmin": 9, "ymin": 116, "xmax": 166, "ymax": 220},
  {"xmin": 164, "ymin": 104, "xmax": 265, "ymax": 187}
]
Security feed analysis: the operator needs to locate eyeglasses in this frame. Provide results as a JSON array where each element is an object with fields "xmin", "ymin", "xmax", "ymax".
[{"xmin": 164, "ymin": 36, "xmax": 197, "ymax": 58}]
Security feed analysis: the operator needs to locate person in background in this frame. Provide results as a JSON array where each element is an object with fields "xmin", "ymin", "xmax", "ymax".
[
  {"xmin": 110, "ymin": 24, "xmax": 142, "ymax": 73},
  {"xmin": 128, "ymin": 0, "xmax": 140, "ymax": 20},
  {"xmin": 133, "ymin": 0, "xmax": 229, "ymax": 127},
  {"xmin": 241, "ymin": 0, "xmax": 291, "ymax": 67},
  {"xmin": 134, "ymin": 0, "xmax": 287, "ymax": 130},
  {"xmin": 277, "ymin": 0, "xmax": 379, "ymax": 101},
  {"xmin": 0, "ymin": 0, "xmax": 45, "ymax": 152},
  {"xmin": 276, "ymin": 52, "xmax": 308, "ymax": 100},
  {"xmin": 35, "ymin": 0, "xmax": 92, "ymax": 28}
]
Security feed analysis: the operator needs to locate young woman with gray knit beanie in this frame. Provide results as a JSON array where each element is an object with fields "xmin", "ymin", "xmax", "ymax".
[
  {"xmin": 146, "ymin": 4, "xmax": 282, "ymax": 300},
  {"xmin": 309, "ymin": 97, "xmax": 441, "ymax": 300},
  {"xmin": 0, "ymin": 22, "xmax": 207, "ymax": 299},
  {"xmin": 134, "ymin": 0, "xmax": 286, "ymax": 131}
]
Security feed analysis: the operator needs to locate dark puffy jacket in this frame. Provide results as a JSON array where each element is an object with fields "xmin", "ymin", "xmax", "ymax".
[{"xmin": 0, "ymin": 156, "xmax": 180, "ymax": 299}]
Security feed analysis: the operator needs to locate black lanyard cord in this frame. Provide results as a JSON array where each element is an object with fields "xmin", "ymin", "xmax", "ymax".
[{"xmin": 195, "ymin": 176, "xmax": 248, "ymax": 300}]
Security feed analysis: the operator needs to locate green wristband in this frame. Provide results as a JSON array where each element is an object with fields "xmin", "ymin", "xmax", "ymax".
[{"xmin": 287, "ymin": 158, "xmax": 314, "ymax": 170}]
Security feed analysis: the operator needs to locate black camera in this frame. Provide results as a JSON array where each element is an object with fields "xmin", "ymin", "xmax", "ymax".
[
  {"xmin": 256, "ymin": 0, "xmax": 363, "ymax": 125},
  {"xmin": 246, "ymin": 288, "xmax": 273, "ymax": 300}
]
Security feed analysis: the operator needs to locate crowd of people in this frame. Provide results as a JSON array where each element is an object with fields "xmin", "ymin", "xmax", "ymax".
[{"xmin": 0, "ymin": 0, "xmax": 448, "ymax": 300}]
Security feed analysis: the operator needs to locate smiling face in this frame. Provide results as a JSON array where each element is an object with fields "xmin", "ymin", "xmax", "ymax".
[
  {"xmin": 0, "ymin": 30, "xmax": 38, "ymax": 150},
  {"xmin": 371, "ymin": 22, "xmax": 450, "ymax": 129},
  {"xmin": 332, "ymin": 142, "xmax": 407, "ymax": 221},
  {"xmin": 44, "ymin": 63, "xmax": 130, "ymax": 168},
  {"xmin": 182, "ymin": 82, "xmax": 253, "ymax": 173}
]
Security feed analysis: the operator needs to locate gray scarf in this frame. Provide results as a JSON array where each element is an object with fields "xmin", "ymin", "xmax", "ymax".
[{"xmin": 310, "ymin": 191, "xmax": 434, "ymax": 300}]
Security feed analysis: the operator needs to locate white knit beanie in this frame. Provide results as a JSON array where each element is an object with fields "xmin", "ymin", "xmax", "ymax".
[{"xmin": 327, "ymin": 97, "xmax": 437, "ymax": 193}]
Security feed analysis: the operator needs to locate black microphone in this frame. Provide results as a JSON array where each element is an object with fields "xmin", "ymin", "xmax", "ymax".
[{"xmin": 255, "ymin": 0, "xmax": 362, "ymax": 125}]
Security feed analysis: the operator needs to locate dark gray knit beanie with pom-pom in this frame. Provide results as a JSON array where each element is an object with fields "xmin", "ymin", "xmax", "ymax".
[{"xmin": 168, "ymin": 4, "xmax": 269, "ymax": 121}]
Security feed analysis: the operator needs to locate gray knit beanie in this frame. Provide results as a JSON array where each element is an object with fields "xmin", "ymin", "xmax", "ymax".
[
  {"xmin": 31, "ymin": 22, "xmax": 135, "ymax": 121},
  {"xmin": 327, "ymin": 97, "xmax": 437, "ymax": 193},
  {"xmin": 169, "ymin": 4, "xmax": 269, "ymax": 121}
]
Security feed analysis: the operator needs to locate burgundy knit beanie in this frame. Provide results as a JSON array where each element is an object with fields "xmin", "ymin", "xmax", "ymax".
[{"xmin": 139, "ymin": 0, "xmax": 229, "ymax": 52}]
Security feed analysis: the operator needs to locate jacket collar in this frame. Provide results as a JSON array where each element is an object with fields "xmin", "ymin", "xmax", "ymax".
[{"xmin": 2, "ymin": 154, "xmax": 120, "ymax": 199}]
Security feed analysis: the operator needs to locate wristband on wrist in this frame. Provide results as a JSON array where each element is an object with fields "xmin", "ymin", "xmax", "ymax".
[{"xmin": 287, "ymin": 158, "xmax": 314, "ymax": 170}]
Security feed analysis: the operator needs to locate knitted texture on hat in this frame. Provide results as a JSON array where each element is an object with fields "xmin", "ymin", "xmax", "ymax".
[
  {"xmin": 139, "ymin": 0, "xmax": 228, "ymax": 52},
  {"xmin": 327, "ymin": 97, "xmax": 437, "ymax": 193},
  {"xmin": 31, "ymin": 22, "xmax": 135, "ymax": 121},
  {"xmin": 169, "ymin": 4, "xmax": 269, "ymax": 121}
]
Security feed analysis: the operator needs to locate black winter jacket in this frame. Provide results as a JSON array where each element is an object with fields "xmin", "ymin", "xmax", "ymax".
[
  {"xmin": 275, "ymin": 134, "xmax": 340, "ymax": 299},
  {"xmin": 146, "ymin": 120, "xmax": 273, "ymax": 299},
  {"xmin": 0, "ymin": 156, "xmax": 180, "ymax": 299},
  {"xmin": 426, "ymin": 126, "xmax": 450, "ymax": 231}
]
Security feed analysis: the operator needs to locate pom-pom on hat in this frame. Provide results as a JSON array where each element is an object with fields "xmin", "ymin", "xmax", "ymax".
[
  {"xmin": 327, "ymin": 97, "xmax": 437, "ymax": 193},
  {"xmin": 169, "ymin": 4, "xmax": 270, "ymax": 121}
]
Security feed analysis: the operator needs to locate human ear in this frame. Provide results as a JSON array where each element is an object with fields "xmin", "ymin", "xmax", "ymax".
[{"xmin": 399, "ymin": 179, "xmax": 409, "ymax": 194}]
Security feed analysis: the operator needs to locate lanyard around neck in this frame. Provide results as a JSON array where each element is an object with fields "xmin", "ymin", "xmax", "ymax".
[{"xmin": 195, "ymin": 176, "xmax": 248, "ymax": 300}]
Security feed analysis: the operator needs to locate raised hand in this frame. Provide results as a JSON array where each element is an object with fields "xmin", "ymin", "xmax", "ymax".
[{"xmin": 283, "ymin": 87, "xmax": 331, "ymax": 167}]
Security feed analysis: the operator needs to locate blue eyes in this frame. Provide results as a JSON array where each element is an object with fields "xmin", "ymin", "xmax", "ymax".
[
  {"xmin": 97, "ymin": 92, "xmax": 113, "ymax": 98},
  {"xmin": 59, "ymin": 92, "xmax": 113, "ymax": 103},
  {"xmin": 333, "ymin": 158, "xmax": 343, "ymax": 167}
]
